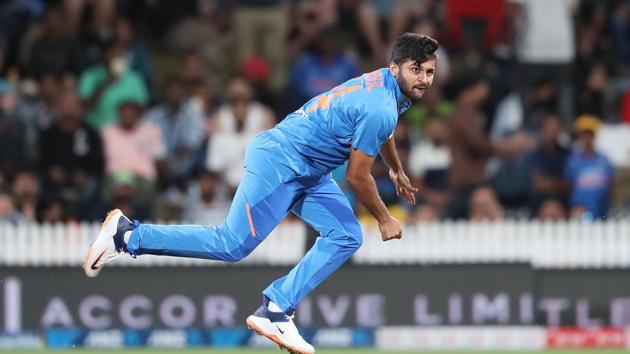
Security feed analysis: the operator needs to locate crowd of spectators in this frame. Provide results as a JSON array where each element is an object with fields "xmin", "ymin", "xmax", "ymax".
[{"xmin": 0, "ymin": 0, "xmax": 629, "ymax": 225}]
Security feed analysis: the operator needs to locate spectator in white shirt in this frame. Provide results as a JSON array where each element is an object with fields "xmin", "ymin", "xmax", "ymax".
[{"xmin": 205, "ymin": 76, "xmax": 274, "ymax": 193}]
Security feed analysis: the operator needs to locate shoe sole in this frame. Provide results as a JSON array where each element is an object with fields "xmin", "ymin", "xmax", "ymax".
[
  {"xmin": 83, "ymin": 246, "xmax": 94, "ymax": 277},
  {"xmin": 246, "ymin": 316, "xmax": 313, "ymax": 354},
  {"xmin": 83, "ymin": 209, "xmax": 121, "ymax": 277}
]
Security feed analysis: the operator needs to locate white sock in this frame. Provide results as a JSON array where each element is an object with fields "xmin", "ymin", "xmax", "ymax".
[
  {"xmin": 123, "ymin": 231, "xmax": 132, "ymax": 244},
  {"xmin": 268, "ymin": 301, "xmax": 283, "ymax": 313}
]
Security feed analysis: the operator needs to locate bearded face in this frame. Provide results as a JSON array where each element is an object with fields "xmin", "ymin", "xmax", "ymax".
[{"xmin": 392, "ymin": 58, "xmax": 436, "ymax": 101}]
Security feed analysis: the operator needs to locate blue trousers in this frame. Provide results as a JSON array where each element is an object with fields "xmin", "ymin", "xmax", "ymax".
[{"xmin": 127, "ymin": 133, "xmax": 363, "ymax": 313}]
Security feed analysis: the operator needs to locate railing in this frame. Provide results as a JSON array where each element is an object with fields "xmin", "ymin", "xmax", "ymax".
[
  {"xmin": 0, "ymin": 221, "xmax": 307, "ymax": 267},
  {"xmin": 356, "ymin": 220, "xmax": 630, "ymax": 269},
  {"xmin": 1, "ymin": 220, "xmax": 629, "ymax": 268}
]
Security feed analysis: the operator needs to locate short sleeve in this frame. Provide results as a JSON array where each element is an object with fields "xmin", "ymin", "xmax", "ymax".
[{"xmin": 352, "ymin": 108, "xmax": 394, "ymax": 157}]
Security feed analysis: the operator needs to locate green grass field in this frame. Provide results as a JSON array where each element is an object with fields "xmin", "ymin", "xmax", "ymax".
[{"xmin": 4, "ymin": 350, "xmax": 630, "ymax": 354}]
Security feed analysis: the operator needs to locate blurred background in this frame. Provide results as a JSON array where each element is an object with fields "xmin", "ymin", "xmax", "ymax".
[{"xmin": 1, "ymin": 0, "xmax": 630, "ymax": 352}]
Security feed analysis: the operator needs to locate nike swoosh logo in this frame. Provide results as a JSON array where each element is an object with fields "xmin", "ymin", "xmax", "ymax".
[
  {"xmin": 90, "ymin": 250, "xmax": 106, "ymax": 270},
  {"xmin": 275, "ymin": 325, "xmax": 285, "ymax": 334}
]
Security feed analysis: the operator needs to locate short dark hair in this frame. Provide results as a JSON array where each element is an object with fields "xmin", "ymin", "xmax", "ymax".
[{"xmin": 390, "ymin": 33, "xmax": 439, "ymax": 65}]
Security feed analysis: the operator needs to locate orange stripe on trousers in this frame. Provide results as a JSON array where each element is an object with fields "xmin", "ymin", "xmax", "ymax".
[{"xmin": 246, "ymin": 202, "xmax": 256, "ymax": 237}]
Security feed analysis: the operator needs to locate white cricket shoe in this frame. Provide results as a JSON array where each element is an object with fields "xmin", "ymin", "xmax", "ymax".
[
  {"xmin": 246, "ymin": 299, "xmax": 314, "ymax": 354},
  {"xmin": 83, "ymin": 209, "xmax": 133, "ymax": 278}
]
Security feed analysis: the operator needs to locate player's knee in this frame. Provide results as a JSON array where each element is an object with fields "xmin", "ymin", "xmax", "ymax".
[
  {"xmin": 217, "ymin": 227, "xmax": 258, "ymax": 262},
  {"xmin": 349, "ymin": 231, "xmax": 363, "ymax": 250},
  {"xmin": 224, "ymin": 243, "xmax": 256, "ymax": 262},
  {"xmin": 222, "ymin": 253, "xmax": 242, "ymax": 262},
  {"xmin": 345, "ymin": 222, "xmax": 363, "ymax": 250}
]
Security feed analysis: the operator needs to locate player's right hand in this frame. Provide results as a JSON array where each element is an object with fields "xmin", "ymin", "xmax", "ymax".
[{"xmin": 379, "ymin": 216, "xmax": 402, "ymax": 242}]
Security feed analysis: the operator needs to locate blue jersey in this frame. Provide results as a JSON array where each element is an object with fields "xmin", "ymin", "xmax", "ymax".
[
  {"xmin": 269, "ymin": 68, "xmax": 411, "ymax": 176},
  {"xmin": 565, "ymin": 151, "xmax": 614, "ymax": 219}
]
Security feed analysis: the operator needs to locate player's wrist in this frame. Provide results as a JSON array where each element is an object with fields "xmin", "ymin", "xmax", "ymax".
[
  {"xmin": 376, "ymin": 212, "xmax": 393, "ymax": 224},
  {"xmin": 390, "ymin": 165, "xmax": 404, "ymax": 175}
]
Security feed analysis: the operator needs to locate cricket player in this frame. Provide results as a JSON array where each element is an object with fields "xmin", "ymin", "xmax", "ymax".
[{"xmin": 84, "ymin": 33, "xmax": 438, "ymax": 354}]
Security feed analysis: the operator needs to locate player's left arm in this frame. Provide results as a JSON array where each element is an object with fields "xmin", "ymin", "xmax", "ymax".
[{"xmin": 379, "ymin": 135, "xmax": 417, "ymax": 204}]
